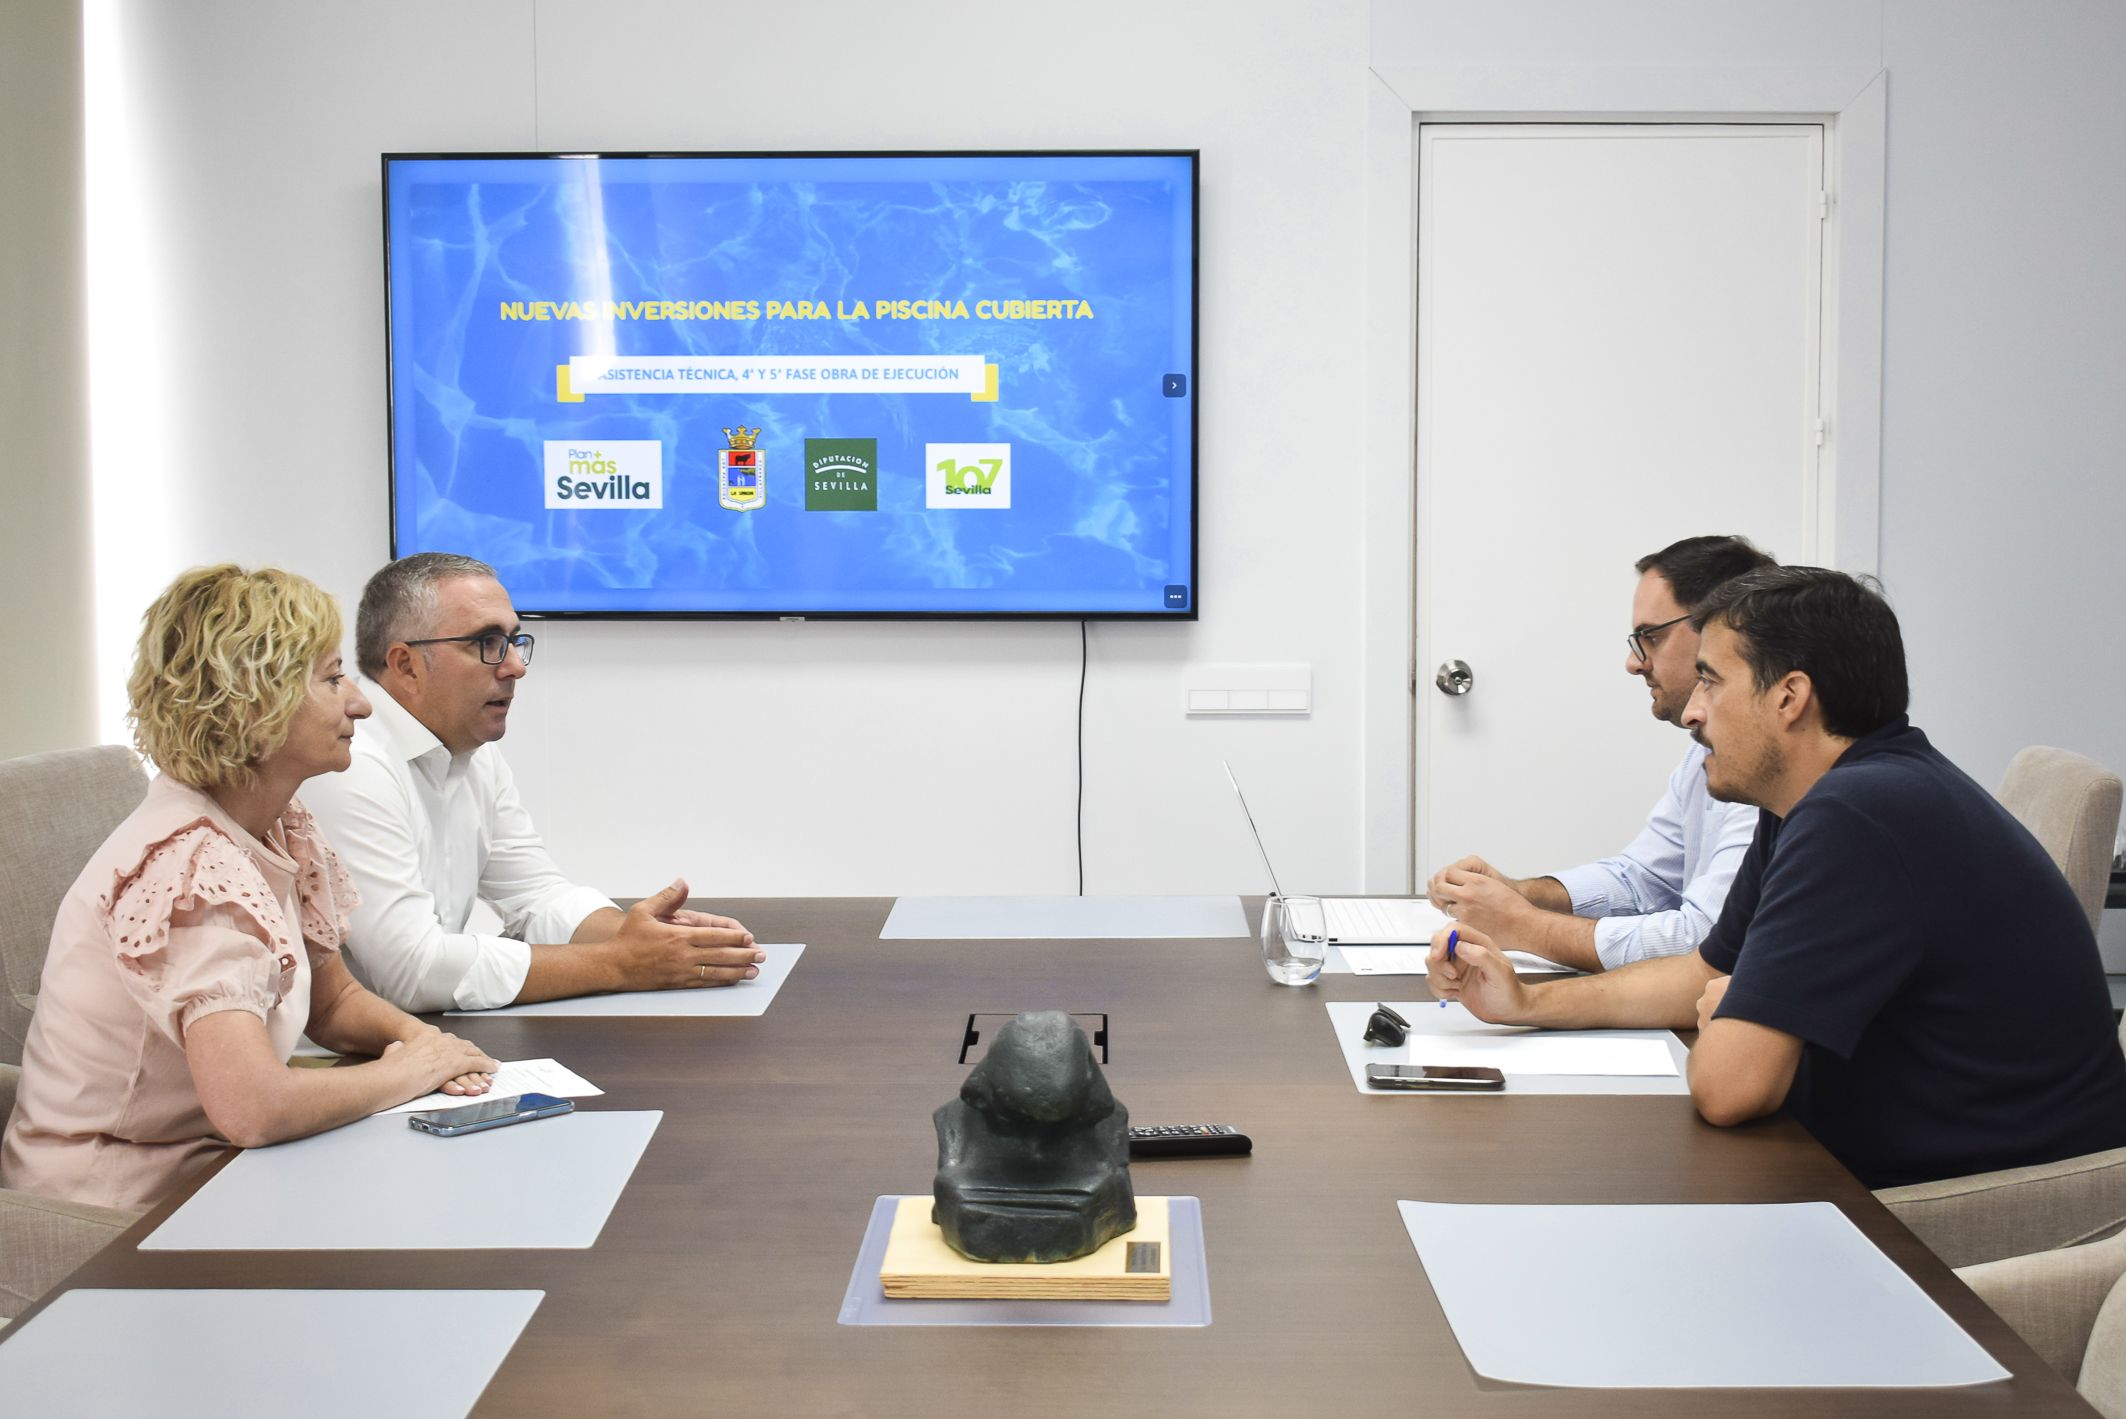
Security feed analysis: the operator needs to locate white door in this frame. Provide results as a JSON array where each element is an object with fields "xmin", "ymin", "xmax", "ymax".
[{"xmin": 1415, "ymin": 123, "xmax": 1824, "ymax": 879}]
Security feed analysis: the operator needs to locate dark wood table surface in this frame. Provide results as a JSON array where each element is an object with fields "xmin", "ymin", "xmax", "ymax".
[{"xmin": 8, "ymin": 898, "xmax": 2094, "ymax": 1416}]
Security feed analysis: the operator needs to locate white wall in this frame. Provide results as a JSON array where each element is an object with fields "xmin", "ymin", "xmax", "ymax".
[
  {"xmin": 1374, "ymin": 0, "xmax": 1881, "ymax": 69},
  {"xmin": 87, "ymin": 0, "xmax": 534, "ymax": 735},
  {"xmin": 92, "ymin": 0, "xmax": 2126, "ymax": 905},
  {"xmin": 1873, "ymin": 0, "xmax": 2126, "ymax": 791},
  {"xmin": 1368, "ymin": 0, "xmax": 2126, "ymax": 799},
  {"xmin": 2, "ymin": 0, "xmax": 95, "ymax": 758},
  {"xmin": 99, "ymin": 0, "xmax": 1371, "ymax": 898},
  {"xmin": 1878, "ymin": 0, "xmax": 2126, "ymax": 969}
]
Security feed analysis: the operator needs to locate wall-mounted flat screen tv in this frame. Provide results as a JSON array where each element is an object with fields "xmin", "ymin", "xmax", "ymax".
[{"xmin": 383, "ymin": 151, "xmax": 1197, "ymax": 619}]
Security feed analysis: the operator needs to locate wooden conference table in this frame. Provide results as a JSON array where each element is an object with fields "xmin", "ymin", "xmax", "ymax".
[{"xmin": 14, "ymin": 898, "xmax": 2095, "ymax": 1416}]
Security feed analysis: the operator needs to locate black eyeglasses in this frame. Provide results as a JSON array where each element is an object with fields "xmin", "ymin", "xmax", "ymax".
[
  {"xmin": 1626, "ymin": 614, "xmax": 1691, "ymax": 663},
  {"xmin": 403, "ymin": 631, "xmax": 536, "ymax": 666}
]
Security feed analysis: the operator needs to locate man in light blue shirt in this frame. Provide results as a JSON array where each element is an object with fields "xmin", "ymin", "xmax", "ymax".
[{"xmin": 1426, "ymin": 536, "xmax": 1772, "ymax": 973}]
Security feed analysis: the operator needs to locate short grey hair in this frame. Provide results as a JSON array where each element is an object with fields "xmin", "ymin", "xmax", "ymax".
[{"xmin": 356, "ymin": 552, "xmax": 497, "ymax": 676}]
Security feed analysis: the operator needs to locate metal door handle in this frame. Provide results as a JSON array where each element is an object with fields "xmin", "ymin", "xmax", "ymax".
[{"xmin": 1435, "ymin": 660, "xmax": 1474, "ymax": 696}]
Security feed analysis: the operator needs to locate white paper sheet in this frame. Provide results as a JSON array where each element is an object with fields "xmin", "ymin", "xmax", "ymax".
[
  {"xmin": 880, "ymin": 896, "xmax": 1247, "ymax": 939},
  {"xmin": 0, "ymin": 1290, "xmax": 545, "ymax": 1419},
  {"xmin": 1323, "ymin": 896, "xmax": 1455, "ymax": 942},
  {"xmin": 1396, "ymin": 1034, "xmax": 1677, "ymax": 1076},
  {"xmin": 1339, "ymin": 945, "xmax": 1573, "ymax": 975},
  {"xmin": 143, "ymin": 1111, "xmax": 661, "ymax": 1250},
  {"xmin": 450, "ymin": 943, "xmax": 803, "ymax": 1017},
  {"xmin": 1325, "ymin": 1000, "xmax": 1691, "ymax": 1096},
  {"xmin": 1398, "ymin": 1200, "xmax": 2010, "ymax": 1388},
  {"xmin": 381, "ymin": 1058, "xmax": 603, "ymax": 1114}
]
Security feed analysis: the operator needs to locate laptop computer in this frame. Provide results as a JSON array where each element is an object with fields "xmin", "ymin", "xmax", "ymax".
[{"xmin": 1222, "ymin": 762, "xmax": 1453, "ymax": 945}]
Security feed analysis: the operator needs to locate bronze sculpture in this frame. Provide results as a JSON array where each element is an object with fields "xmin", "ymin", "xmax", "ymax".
[{"xmin": 931, "ymin": 1011, "xmax": 1136, "ymax": 1263}]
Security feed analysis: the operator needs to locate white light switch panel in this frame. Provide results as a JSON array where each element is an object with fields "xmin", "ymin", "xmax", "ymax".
[{"xmin": 1182, "ymin": 663, "xmax": 1311, "ymax": 716}]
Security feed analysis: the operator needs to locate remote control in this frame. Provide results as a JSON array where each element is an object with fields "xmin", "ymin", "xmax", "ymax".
[{"xmin": 1127, "ymin": 1124, "xmax": 1253, "ymax": 1159}]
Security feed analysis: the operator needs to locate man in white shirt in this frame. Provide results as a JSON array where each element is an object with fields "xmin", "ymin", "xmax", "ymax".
[
  {"xmin": 303, "ymin": 553, "xmax": 762, "ymax": 1013},
  {"xmin": 1425, "ymin": 536, "xmax": 1772, "ymax": 973}
]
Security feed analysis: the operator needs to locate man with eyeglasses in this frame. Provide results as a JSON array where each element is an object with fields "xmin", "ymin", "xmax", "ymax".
[
  {"xmin": 1430, "ymin": 568, "xmax": 2126, "ymax": 1188},
  {"xmin": 303, "ymin": 552, "xmax": 762, "ymax": 1012},
  {"xmin": 1425, "ymin": 536, "xmax": 1773, "ymax": 973}
]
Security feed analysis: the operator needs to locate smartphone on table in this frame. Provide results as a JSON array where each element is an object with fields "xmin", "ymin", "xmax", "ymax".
[
  {"xmin": 407, "ymin": 1091, "xmax": 574, "ymax": 1137},
  {"xmin": 1365, "ymin": 1063, "xmax": 1507, "ymax": 1091}
]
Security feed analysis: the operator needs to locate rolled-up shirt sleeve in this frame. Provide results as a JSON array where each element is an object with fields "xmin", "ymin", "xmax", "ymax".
[
  {"xmin": 1549, "ymin": 751, "xmax": 1759, "ymax": 969},
  {"xmin": 1584, "ymin": 821, "xmax": 1751, "ymax": 968},
  {"xmin": 477, "ymin": 754, "xmax": 616, "ymax": 961},
  {"xmin": 303, "ymin": 754, "xmax": 537, "ymax": 1013}
]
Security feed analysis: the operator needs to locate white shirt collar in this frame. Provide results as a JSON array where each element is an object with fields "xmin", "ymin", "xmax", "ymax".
[{"xmin": 357, "ymin": 677, "xmax": 462, "ymax": 785}]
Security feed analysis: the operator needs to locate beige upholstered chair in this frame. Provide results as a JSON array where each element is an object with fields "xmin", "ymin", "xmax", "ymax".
[
  {"xmin": 1961, "ymin": 1228, "xmax": 2126, "ymax": 1416},
  {"xmin": 0, "ymin": 745, "xmax": 152, "ymax": 1319},
  {"xmin": 1879, "ymin": 1145, "xmax": 2126, "ymax": 1270},
  {"xmin": 1998, "ymin": 745, "xmax": 2123, "ymax": 937},
  {"xmin": 1, "ymin": 744, "xmax": 151, "ymax": 1063},
  {"xmin": 0, "ymin": 1063, "xmax": 137, "ymax": 1318}
]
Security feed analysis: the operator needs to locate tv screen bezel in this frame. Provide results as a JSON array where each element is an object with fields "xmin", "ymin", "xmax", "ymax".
[{"xmin": 380, "ymin": 148, "xmax": 1200, "ymax": 623}]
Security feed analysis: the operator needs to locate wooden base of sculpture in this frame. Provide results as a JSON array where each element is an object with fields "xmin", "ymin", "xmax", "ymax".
[{"xmin": 880, "ymin": 1196, "xmax": 1172, "ymax": 1301}]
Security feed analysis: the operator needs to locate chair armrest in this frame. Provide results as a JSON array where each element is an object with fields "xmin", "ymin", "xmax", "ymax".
[
  {"xmin": 0, "ymin": 1187, "xmax": 140, "ymax": 1320},
  {"xmin": 1876, "ymin": 1144, "xmax": 2126, "ymax": 1269},
  {"xmin": 1958, "ymin": 1230, "xmax": 2126, "ymax": 1381},
  {"xmin": 2081, "ymin": 1273, "xmax": 2126, "ymax": 1414}
]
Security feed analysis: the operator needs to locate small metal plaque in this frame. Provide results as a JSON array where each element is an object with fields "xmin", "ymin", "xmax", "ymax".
[{"xmin": 1126, "ymin": 1242, "xmax": 1161, "ymax": 1274}]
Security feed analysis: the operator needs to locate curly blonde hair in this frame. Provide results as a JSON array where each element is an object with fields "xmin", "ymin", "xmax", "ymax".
[{"xmin": 126, "ymin": 565, "xmax": 343, "ymax": 789}]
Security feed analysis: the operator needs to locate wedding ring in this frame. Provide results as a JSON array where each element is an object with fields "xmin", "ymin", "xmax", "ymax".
[{"xmin": 697, "ymin": 964, "xmax": 706, "ymax": 980}]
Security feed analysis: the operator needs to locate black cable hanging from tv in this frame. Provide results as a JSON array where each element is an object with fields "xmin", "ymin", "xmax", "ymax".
[{"xmin": 1077, "ymin": 620, "xmax": 1088, "ymax": 896}]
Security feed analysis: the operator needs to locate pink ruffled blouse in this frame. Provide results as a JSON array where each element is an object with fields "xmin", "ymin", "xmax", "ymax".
[{"xmin": 1, "ymin": 775, "xmax": 358, "ymax": 1211}]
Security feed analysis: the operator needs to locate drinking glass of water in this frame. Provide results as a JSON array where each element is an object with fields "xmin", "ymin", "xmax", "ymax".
[{"xmin": 1262, "ymin": 895, "xmax": 1328, "ymax": 985}]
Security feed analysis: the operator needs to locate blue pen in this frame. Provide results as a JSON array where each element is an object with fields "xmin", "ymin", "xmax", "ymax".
[{"xmin": 1440, "ymin": 929, "xmax": 1458, "ymax": 1008}]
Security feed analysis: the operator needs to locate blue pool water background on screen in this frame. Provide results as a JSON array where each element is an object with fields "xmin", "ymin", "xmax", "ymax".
[{"xmin": 383, "ymin": 151, "xmax": 1197, "ymax": 618}]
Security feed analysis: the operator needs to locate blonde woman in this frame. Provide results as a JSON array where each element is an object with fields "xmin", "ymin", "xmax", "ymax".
[{"xmin": 1, "ymin": 566, "xmax": 498, "ymax": 1211}]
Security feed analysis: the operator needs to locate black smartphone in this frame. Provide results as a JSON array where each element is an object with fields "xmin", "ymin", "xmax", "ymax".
[
  {"xmin": 1365, "ymin": 1063, "xmax": 1507, "ymax": 1091},
  {"xmin": 407, "ymin": 1091, "xmax": 575, "ymax": 1137}
]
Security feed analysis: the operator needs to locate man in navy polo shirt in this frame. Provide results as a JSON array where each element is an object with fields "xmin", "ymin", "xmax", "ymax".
[{"xmin": 1429, "ymin": 566, "xmax": 2126, "ymax": 1189}]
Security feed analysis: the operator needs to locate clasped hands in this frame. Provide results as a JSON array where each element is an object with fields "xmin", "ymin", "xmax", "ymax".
[
  {"xmin": 1425, "ymin": 855, "xmax": 1542, "ymax": 937},
  {"xmin": 606, "ymin": 878, "xmax": 762, "ymax": 992}
]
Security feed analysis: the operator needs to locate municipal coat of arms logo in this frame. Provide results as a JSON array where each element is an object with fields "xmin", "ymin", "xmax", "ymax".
[{"xmin": 719, "ymin": 426, "xmax": 763, "ymax": 511}]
